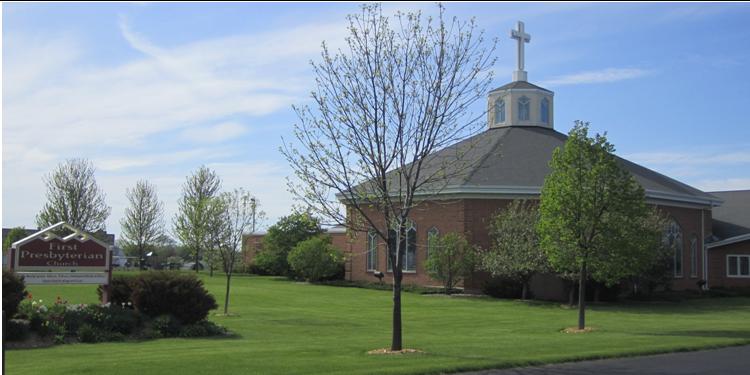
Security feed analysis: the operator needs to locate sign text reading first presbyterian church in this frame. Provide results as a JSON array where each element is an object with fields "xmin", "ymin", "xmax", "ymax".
[
  {"xmin": 10, "ymin": 222, "xmax": 112, "ymax": 286},
  {"xmin": 17, "ymin": 238, "xmax": 108, "ymax": 269}
]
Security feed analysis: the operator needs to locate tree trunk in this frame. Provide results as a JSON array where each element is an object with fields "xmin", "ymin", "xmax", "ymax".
[
  {"xmin": 391, "ymin": 269, "xmax": 403, "ymax": 351},
  {"xmin": 139, "ymin": 245, "xmax": 145, "ymax": 270},
  {"xmin": 209, "ymin": 263, "xmax": 214, "ymax": 277},
  {"xmin": 521, "ymin": 282, "xmax": 528, "ymax": 300},
  {"xmin": 194, "ymin": 247, "xmax": 200, "ymax": 273},
  {"xmin": 224, "ymin": 272, "xmax": 231, "ymax": 315},
  {"xmin": 578, "ymin": 263, "xmax": 587, "ymax": 330}
]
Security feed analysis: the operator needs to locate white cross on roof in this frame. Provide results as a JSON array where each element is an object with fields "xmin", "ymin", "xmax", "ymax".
[{"xmin": 510, "ymin": 21, "xmax": 531, "ymax": 81}]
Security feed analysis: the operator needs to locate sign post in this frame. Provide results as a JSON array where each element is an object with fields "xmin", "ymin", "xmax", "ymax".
[{"xmin": 10, "ymin": 222, "xmax": 113, "ymax": 303}]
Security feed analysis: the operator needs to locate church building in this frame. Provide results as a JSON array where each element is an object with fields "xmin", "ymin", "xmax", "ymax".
[{"xmin": 339, "ymin": 21, "xmax": 749, "ymax": 297}]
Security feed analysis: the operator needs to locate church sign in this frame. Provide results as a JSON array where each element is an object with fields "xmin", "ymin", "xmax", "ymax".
[{"xmin": 9, "ymin": 222, "xmax": 112, "ymax": 288}]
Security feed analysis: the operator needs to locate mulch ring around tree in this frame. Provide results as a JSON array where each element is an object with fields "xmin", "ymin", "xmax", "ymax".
[
  {"xmin": 561, "ymin": 327, "xmax": 596, "ymax": 334},
  {"xmin": 367, "ymin": 348, "xmax": 426, "ymax": 355}
]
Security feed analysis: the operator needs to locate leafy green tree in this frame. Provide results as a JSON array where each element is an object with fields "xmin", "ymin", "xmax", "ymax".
[
  {"xmin": 174, "ymin": 166, "xmax": 222, "ymax": 273},
  {"xmin": 254, "ymin": 212, "xmax": 322, "ymax": 276},
  {"xmin": 120, "ymin": 180, "xmax": 167, "ymax": 270},
  {"xmin": 425, "ymin": 232, "xmax": 478, "ymax": 295},
  {"xmin": 36, "ymin": 158, "xmax": 111, "ymax": 232},
  {"xmin": 481, "ymin": 200, "xmax": 549, "ymax": 300},
  {"xmin": 287, "ymin": 236, "xmax": 344, "ymax": 282},
  {"xmin": 538, "ymin": 121, "xmax": 662, "ymax": 329},
  {"xmin": 3, "ymin": 227, "xmax": 28, "ymax": 259}
]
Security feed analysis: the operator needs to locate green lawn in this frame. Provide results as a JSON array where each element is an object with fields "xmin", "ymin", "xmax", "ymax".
[{"xmin": 6, "ymin": 274, "xmax": 750, "ymax": 375}]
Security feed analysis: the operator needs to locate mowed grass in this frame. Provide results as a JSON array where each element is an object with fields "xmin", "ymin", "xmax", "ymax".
[{"xmin": 6, "ymin": 273, "xmax": 750, "ymax": 375}]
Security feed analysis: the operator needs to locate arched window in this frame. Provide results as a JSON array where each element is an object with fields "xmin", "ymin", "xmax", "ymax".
[
  {"xmin": 518, "ymin": 96, "xmax": 530, "ymax": 121},
  {"xmin": 387, "ymin": 221, "xmax": 417, "ymax": 272},
  {"xmin": 690, "ymin": 236, "xmax": 698, "ymax": 278},
  {"xmin": 664, "ymin": 219, "xmax": 683, "ymax": 278},
  {"xmin": 541, "ymin": 97, "xmax": 549, "ymax": 124},
  {"xmin": 366, "ymin": 230, "xmax": 378, "ymax": 271},
  {"xmin": 494, "ymin": 98, "xmax": 506, "ymax": 123},
  {"xmin": 427, "ymin": 227, "xmax": 439, "ymax": 259}
]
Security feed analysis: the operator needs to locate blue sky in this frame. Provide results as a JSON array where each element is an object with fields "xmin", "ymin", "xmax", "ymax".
[{"xmin": 3, "ymin": 2, "xmax": 750, "ymax": 238}]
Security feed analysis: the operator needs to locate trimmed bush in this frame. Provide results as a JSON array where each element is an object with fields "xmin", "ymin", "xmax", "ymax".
[
  {"xmin": 77, "ymin": 323, "xmax": 103, "ymax": 343},
  {"xmin": 130, "ymin": 271, "xmax": 217, "ymax": 324},
  {"xmin": 287, "ymin": 236, "xmax": 344, "ymax": 282},
  {"xmin": 3, "ymin": 269, "xmax": 28, "ymax": 318},
  {"xmin": 97, "ymin": 274, "xmax": 136, "ymax": 306},
  {"xmin": 152, "ymin": 314, "xmax": 181, "ymax": 337},
  {"xmin": 179, "ymin": 320, "xmax": 227, "ymax": 338},
  {"xmin": 86, "ymin": 305, "xmax": 141, "ymax": 335},
  {"xmin": 5, "ymin": 319, "xmax": 30, "ymax": 341}
]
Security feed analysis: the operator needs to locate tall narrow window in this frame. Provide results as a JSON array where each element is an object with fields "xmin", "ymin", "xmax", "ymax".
[
  {"xmin": 690, "ymin": 236, "xmax": 698, "ymax": 278},
  {"xmin": 386, "ymin": 221, "xmax": 417, "ymax": 272},
  {"xmin": 518, "ymin": 96, "xmax": 530, "ymax": 121},
  {"xmin": 366, "ymin": 230, "xmax": 377, "ymax": 271},
  {"xmin": 405, "ymin": 225, "xmax": 417, "ymax": 272},
  {"xmin": 540, "ymin": 97, "xmax": 549, "ymax": 124},
  {"xmin": 664, "ymin": 219, "xmax": 683, "ymax": 278},
  {"xmin": 427, "ymin": 227, "xmax": 439, "ymax": 259},
  {"xmin": 494, "ymin": 99, "xmax": 506, "ymax": 123}
]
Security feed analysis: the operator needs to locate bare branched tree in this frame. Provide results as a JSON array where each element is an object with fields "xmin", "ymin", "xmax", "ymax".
[
  {"xmin": 120, "ymin": 180, "xmax": 166, "ymax": 270},
  {"xmin": 37, "ymin": 158, "xmax": 112, "ymax": 233},
  {"xmin": 212, "ymin": 189, "xmax": 265, "ymax": 315},
  {"xmin": 174, "ymin": 166, "xmax": 222, "ymax": 272},
  {"xmin": 282, "ymin": 4, "xmax": 496, "ymax": 351}
]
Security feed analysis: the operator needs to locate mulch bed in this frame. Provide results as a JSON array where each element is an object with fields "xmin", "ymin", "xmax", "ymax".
[
  {"xmin": 367, "ymin": 348, "xmax": 425, "ymax": 355},
  {"xmin": 561, "ymin": 327, "xmax": 596, "ymax": 334}
]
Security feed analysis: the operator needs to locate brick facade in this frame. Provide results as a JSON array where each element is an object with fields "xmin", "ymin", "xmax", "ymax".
[
  {"xmin": 708, "ymin": 240, "xmax": 750, "ymax": 289},
  {"xmin": 342, "ymin": 198, "xmax": 714, "ymax": 297}
]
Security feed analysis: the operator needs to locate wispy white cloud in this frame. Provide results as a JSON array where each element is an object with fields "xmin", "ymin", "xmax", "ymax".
[
  {"xmin": 179, "ymin": 122, "xmax": 248, "ymax": 144},
  {"xmin": 3, "ymin": 17, "xmax": 349, "ymax": 234},
  {"xmin": 540, "ymin": 68, "xmax": 651, "ymax": 86}
]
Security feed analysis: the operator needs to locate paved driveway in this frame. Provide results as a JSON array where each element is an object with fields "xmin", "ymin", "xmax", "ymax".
[{"xmin": 456, "ymin": 345, "xmax": 750, "ymax": 375}]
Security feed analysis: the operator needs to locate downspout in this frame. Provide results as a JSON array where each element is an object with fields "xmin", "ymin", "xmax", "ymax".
[{"xmin": 702, "ymin": 208, "xmax": 708, "ymax": 290}]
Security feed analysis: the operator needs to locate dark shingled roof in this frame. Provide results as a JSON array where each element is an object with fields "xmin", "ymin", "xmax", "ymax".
[
  {"xmin": 489, "ymin": 81, "xmax": 553, "ymax": 93},
  {"xmin": 408, "ymin": 126, "xmax": 719, "ymax": 206},
  {"xmin": 708, "ymin": 190, "xmax": 750, "ymax": 239}
]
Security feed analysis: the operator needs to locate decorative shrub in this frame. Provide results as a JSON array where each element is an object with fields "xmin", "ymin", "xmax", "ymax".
[
  {"xmin": 130, "ymin": 271, "xmax": 217, "ymax": 324},
  {"xmin": 151, "ymin": 314, "xmax": 181, "ymax": 337},
  {"xmin": 287, "ymin": 236, "xmax": 344, "ymax": 282},
  {"xmin": 97, "ymin": 274, "xmax": 136, "ymax": 306},
  {"xmin": 17, "ymin": 298, "xmax": 49, "ymax": 332},
  {"xmin": 77, "ymin": 323, "xmax": 103, "ymax": 343},
  {"xmin": 2, "ymin": 269, "xmax": 28, "ymax": 318},
  {"xmin": 86, "ymin": 305, "xmax": 141, "ymax": 335},
  {"xmin": 179, "ymin": 320, "xmax": 227, "ymax": 338},
  {"xmin": 5, "ymin": 319, "xmax": 30, "ymax": 341}
]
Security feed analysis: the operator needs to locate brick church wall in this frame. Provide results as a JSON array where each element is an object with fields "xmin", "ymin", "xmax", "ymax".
[{"xmin": 708, "ymin": 240, "xmax": 750, "ymax": 289}]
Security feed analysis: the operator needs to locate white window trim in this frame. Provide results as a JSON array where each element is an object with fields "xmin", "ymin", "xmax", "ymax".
[
  {"xmin": 366, "ymin": 231, "xmax": 377, "ymax": 272},
  {"xmin": 726, "ymin": 254, "xmax": 750, "ymax": 278},
  {"xmin": 386, "ymin": 222, "xmax": 417, "ymax": 273}
]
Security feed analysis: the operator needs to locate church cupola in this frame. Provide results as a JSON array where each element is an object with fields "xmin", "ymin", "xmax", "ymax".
[{"xmin": 488, "ymin": 21, "xmax": 554, "ymax": 130}]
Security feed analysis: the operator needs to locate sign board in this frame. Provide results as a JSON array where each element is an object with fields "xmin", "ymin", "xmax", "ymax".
[
  {"xmin": 21, "ymin": 272, "xmax": 109, "ymax": 285},
  {"xmin": 14, "ymin": 237, "xmax": 109, "ymax": 272},
  {"xmin": 10, "ymin": 222, "xmax": 112, "ymax": 289}
]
